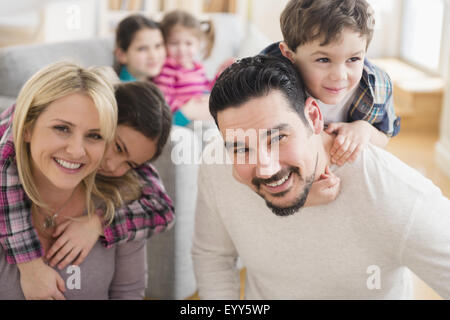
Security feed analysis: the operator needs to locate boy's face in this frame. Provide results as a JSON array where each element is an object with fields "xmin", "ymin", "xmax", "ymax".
[{"xmin": 281, "ymin": 29, "xmax": 367, "ymax": 105}]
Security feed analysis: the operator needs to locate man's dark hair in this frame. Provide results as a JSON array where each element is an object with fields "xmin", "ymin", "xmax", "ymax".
[
  {"xmin": 115, "ymin": 81, "xmax": 172, "ymax": 160},
  {"xmin": 209, "ymin": 55, "xmax": 309, "ymax": 127}
]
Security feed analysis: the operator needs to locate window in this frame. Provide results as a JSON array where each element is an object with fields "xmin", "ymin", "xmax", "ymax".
[{"xmin": 400, "ymin": 0, "xmax": 445, "ymax": 73}]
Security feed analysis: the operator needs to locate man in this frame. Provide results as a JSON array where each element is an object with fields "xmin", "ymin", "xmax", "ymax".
[{"xmin": 192, "ymin": 55, "xmax": 450, "ymax": 299}]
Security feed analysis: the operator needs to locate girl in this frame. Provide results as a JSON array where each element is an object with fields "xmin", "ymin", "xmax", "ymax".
[
  {"xmin": 114, "ymin": 14, "xmax": 166, "ymax": 82},
  {"xmin": 154, "ymin": 9, "xmax": 216, "ymax": 126},
  {"xmin": 0, "ymin": 75, "xmax": 174, "ymax": 299},
  {"xmin": 114, "ymin": 13, "xmax": 231, "ymax": 127}
]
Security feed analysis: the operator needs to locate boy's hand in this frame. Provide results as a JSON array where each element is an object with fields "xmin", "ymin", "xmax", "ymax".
[
  {"xmin": 325, "ymin": 120, "xmax": 372, "ymax": 166},
  {"xmin": 17, "ymin": 258, "xmax": 66, "ymax": 300},
  {"xmin": 46, "ymin": 215, "xmax": 103, "ymax": 270},
  {"xmin": 304, "ymin": 166, "xmax": 341, "ymax": 207}
]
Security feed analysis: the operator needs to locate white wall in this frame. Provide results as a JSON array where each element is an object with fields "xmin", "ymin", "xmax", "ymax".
[
  {"xmin": 436, "ymin": 55, "xmax": 450, "ymax": 178},
  {"xmin": 248, "ymin": 0, "xmax": 402, "ymax": 58},
  {"xmin": 249, "ymin": 0, "xmax": 289, "ymax": 42}
]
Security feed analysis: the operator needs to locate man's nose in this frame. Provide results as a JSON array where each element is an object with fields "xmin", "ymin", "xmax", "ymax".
[{"xmin": 255, "ymin": 147, "xmax": 281, "ymax": 178}]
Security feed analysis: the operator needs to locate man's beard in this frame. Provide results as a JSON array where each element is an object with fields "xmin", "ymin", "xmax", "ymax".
[{"xmin": 251, "ymin": 154, "xmax": 318, "ymax": 217}]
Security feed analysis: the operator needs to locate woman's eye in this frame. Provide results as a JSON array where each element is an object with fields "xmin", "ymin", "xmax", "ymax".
[
  {"xmin": 88, "ymin": 133, "xmax": 103, "ymax": 140},
  {"xmin": 116, "ymin": 142, "xmax": 123, "ymax": 153},
  {"xmin": 53, "ymin": 125, "xmax": 69, "ymax": 133}
]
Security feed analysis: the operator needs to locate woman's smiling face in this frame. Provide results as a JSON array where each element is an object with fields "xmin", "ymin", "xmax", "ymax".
[{"xmin": 26, "ymin": 93, "xmax": 106, "ymax": 191}]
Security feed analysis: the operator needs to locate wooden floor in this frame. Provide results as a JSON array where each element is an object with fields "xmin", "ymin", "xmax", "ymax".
[{"xmin": 189, "ymin": 129, "xmax": 449, "ymax": 300}]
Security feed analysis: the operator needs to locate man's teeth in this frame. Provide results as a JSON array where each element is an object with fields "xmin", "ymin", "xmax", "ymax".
[
  {"xmin": 265, "ymin": 173, "xmax": 290, "ymax": 187},
  {"xmin": 55, "ymin": 158, "xmax": 82, "ymax": 169}
]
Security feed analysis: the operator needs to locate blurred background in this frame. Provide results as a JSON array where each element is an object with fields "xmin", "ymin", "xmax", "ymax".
[{"xmin": 0, "ymin": 0, "xmax": 449, "ymax": 300}]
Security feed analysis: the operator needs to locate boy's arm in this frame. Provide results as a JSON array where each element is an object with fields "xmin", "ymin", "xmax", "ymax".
[{"xmin": 100, "ymin": 163, "xmax": 175, "ymax": 248}]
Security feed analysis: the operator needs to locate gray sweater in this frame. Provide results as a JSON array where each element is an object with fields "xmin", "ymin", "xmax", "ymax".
[
  {"xmin": 0, "ymin": 240, "xmax": 147, "ymax": 300},
  {"xmin": 193, "ymin": 139, "xmax": 450, "ymax": 299}
]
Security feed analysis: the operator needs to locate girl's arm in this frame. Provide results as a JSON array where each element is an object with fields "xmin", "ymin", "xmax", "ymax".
[{"xmin": 100, "ymin": 163, "xmax": 175, "ymax": 248}]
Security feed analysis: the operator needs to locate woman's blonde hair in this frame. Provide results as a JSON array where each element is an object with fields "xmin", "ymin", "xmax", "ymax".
[{"xmin": 13, "ymin": 61, "xmax": 123, "ymax": 223}]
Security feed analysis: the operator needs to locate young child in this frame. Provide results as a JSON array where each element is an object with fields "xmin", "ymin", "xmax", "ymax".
[
  {"xmin": 154, "ymin": 10, "xmax": 221, "ymax": 126},
  {"xmin": 261, "ymin": 0, "xmax": 401, "ymax": 205},
  {"xmin": 0, "ymin": 80, "xmax": 174, "ymax": 299},
  {"xmin": 265, "ymin": 0, "xmax": 400, "ymax": 161},
  {"xmin": 114, "ymin": 14, "xmax": 167, "ymax": 83}
]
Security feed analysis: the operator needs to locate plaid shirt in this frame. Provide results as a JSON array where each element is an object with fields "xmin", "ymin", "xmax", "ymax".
[
  {"xmin": 261, "ymin": 42, "xmax": 401, "ymax": 137},
  {"xmin": 0, "ymin": 105, "xmax": 174, "ymax": 264}
]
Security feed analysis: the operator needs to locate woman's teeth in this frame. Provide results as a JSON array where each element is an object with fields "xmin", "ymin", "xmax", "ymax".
[{"xmin": 55, "ymin": 158, "xmax": 82, "ymax": 169}]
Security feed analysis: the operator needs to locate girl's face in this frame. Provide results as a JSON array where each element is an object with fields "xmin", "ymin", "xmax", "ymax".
[
  {"xmin": 26, "ymin": 93, "xmax": 106, "ymax": 192},
  {"xmin": 166, "ymin": 25, "xmax": 201, "ymax": 69},
  {"xmin": 117, "ymin": 28, "xmax": 167, "ymax": 80},
  {"xmin": 98, "ymin": 125, "xmax": 158, "ymax": 177}
]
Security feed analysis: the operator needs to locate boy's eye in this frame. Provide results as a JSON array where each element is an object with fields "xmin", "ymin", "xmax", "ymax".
[
  {"xmin": 348, "ymin": 57, "xmax": 361, "ymax": 62},
  {"xmin": 316, "ymin": 58, "xmax": 330, "ymax": 63}
]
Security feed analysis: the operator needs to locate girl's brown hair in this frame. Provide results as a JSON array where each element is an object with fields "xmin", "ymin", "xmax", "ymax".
[
  {"xmin": 160, "ymin": 10, "xmax": 215, "ymax": 60},
  {"xmin": 114, "ymin": 14, "xmax": 162, "ymax": 74}
]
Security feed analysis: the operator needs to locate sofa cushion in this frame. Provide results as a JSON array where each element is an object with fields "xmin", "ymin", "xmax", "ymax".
[{"xmin": 0, "ymin": 37, "xmax": 114, "ymax": 98}]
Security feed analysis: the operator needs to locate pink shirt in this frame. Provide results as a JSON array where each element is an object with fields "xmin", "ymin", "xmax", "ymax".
[{"xmin": 152, "ymin": 57, "xmax": 213, "ymax": 113}]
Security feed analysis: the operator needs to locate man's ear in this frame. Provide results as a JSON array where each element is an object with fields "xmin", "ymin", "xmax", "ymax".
[
  {"xmin": 303, "ymin": 97, "xmax": 323, "ymax": 134},
  {"xmin": 279, "ymin": 41, "xmax": 296, "ymax": 64},
  {"xmin": 115, "ymin": 48, "xmax": 127, "ymax": 65}
]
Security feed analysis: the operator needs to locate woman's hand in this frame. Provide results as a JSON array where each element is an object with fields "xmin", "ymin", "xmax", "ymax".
[
  {"xmin": 46, "ymin": 215, "xmax": 103, "ymax": 269},
  {"xmin": 18, "ymin": 258, "xmax": 66, "ymax": 300}
]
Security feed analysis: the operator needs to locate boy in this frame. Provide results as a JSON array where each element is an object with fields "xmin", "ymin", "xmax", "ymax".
[{"xmin": 262, "ymin": 0, "xmax": 400, "ymax": 167}]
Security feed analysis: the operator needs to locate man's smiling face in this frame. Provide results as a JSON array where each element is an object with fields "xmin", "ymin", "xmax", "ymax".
[{"xmin": 218, "ymin": 89, "xmax": 320, "ymax": 216}]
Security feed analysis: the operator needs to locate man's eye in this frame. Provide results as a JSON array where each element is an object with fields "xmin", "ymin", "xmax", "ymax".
[
  {"xmin": 271, "ymin": 134, "xmax": 286, "ymax": 143},
  {"xmin": 234, "ymin": 148, "xmax": 248, "ymax": 154}
]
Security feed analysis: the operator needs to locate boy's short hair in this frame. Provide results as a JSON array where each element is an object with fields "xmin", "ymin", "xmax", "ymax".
[{"xmin": 280, "ymin": 0, "xmax": 375, "ymax": 51}]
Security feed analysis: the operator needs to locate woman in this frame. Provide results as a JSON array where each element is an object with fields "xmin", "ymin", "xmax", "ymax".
[{"xmin": 0, "ymin": 62, "xmax": 152, "ymax": 299}]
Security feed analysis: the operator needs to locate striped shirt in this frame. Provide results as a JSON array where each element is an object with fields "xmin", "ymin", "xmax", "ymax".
[
  {"xmin": 261, "ymin": 42, "xmax": 401, "ymax": 137},
  {"xmin": 0, "ymin": 105, "xmax": 175, "ymax": 264},
  {"xmin": 152, "ymin": 57, "xmax": 212, "ymax": 113}
]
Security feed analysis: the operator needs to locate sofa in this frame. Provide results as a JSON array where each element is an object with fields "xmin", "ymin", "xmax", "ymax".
[{"xmin": 0, "ymin": 13, "xmax": 271, "ymax": 299}]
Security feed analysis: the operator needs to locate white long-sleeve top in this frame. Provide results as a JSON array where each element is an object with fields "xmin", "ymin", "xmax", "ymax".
[{"xmin": 192, "ymin": 140, "xmax": 450, "ymax": 299}]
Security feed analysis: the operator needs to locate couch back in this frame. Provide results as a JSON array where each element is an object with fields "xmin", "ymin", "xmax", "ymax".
[
  {"xmin": 0, "ymin": 37, "xmax": 114, "ymax": 103},
  {"xmin": 0, "ymin": 13, "xmax": 270, "ymax": 111}
]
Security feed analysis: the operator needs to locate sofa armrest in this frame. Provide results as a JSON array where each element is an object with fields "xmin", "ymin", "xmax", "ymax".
[{"xmin": 146, "ymin": 126, "xmax": 202, "ymax": 299}]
